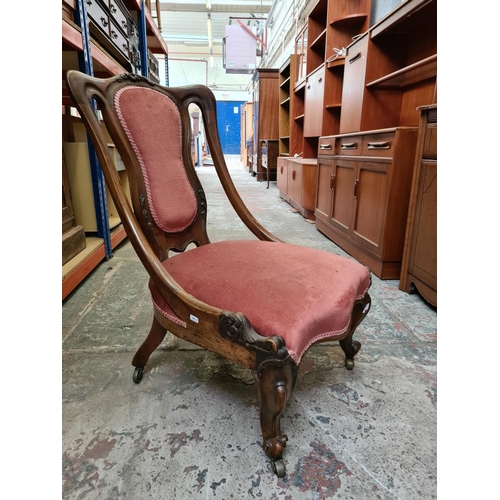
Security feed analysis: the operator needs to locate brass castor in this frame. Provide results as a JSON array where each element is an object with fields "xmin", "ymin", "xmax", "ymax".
[
  {"xmin": 271, "ymin": 459, "xmax": 286, "ymax": 478},
  {"xmin": 345, "ymin": 358, "xmax": 355, "ymax": 370},
  {"xmin": 133, "ymin": 367, "xmax": 144, "ymax": 384}
]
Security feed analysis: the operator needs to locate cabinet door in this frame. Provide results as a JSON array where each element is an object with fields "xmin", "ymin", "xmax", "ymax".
[
  {"xmin": 304, "ymin": 65, "xmax": 325, "ymax": 137},
  {"xmin": 408, "ymin": 159, "xmax": 437, "ymax": 288},
  {"xmin": 315, "ymin": 158, "xmax": 333, "ymax": 223},
  {"xmin": 330, "ymin": 159, "xmax": 356, "ymax": 235},
  {"xmin": 339, "ymin": 34, "xmax": 368, "ymax": 134},
  {"xmin": 277, "ymin": 157, "xmax": 288, "ymax": 193},
  {"xmin": 287, "ymin": 161, "xmax": 302, "ymax": 204},
  {"xmin": 351, "ymin": 161, "xmax": 389, "ymax": 256}
]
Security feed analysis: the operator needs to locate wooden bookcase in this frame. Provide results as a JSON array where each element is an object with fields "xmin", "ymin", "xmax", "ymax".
[
  {"xmin": 281, "ymin": 0, "xmax": 372, "ymax": 221},
  {"xmin": 339, "ymin": 0, "xmax": 437, "ymax": 133},
  {"xmin": 251, "ymin": 68, "xmax": 280, "ymax": 181},
  {"xmin": 293, "ymin": 0, "xmax": 372, "ymax": 158},
  {"xmin": 278, "ymin": 57, "xmax": 294, "ymax": 157}
]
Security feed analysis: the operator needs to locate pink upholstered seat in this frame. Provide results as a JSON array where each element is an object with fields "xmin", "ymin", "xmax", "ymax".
[{"xmin": 149, "ymin": 240, "xmax": 370, "ymax": 363}]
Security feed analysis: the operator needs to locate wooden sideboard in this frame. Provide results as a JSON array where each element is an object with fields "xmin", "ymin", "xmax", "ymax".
[
  {"xmin": 315, "ymin": 127, "xmax": 418, "ymax": 279},
  {"xmin": 277, "ymin": 157, "xmax": 317, "ymax": 220},
  {"xmin": 399, "ymin": 104, "xmax": 437, "ymax": 306}
]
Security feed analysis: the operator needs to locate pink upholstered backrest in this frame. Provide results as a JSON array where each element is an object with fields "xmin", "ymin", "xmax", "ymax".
[{"xmin": 114, "ymin": 86, "xmax": 198, "ymax": 233}]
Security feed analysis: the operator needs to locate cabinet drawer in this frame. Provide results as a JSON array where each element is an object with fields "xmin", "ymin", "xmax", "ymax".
[
  {"xmin": 362, "ymin": 132, "xmax": 395, "ymax": 156},
  {"xmin": 423, "ymin": 124, "xmax": 437, "ymax": 159},
  {"xmin": 109, "ymin": 18, "xmax": 129, "ymax": 58},
  {"xmin": 108, "ymin": 0, "xmax": 129, "ymax": 34},
  {"xmin": 148, "ymin": 50, "xmax": 160, "ymax": 80},
  {"xmin": 318, "ymin": 136, "xmax": 335, "ymax": 155},
  {"xmin": 86, "ymin": 0, "xmax": 110, "ymax": 33},
  {"xmin": 336, "ymin": 135, "xmax": 361, "ymax": 156}
]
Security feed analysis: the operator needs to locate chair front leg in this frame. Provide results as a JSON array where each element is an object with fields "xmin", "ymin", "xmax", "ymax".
[
  {"xmin": 254, "ymin": 360, "xmax": 297, "ymax": 477},
  {"xmin": 131, "ymin": 314, "xmax": 168, "ymax": 383},
  {"xmin": 339, "ymin": 292, "xmax": 371, "ymax": 370}
]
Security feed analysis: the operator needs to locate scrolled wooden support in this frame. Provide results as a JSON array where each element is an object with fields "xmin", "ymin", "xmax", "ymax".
[
  {"xmin": 264, "ymin": 434, "xmax": 288, "ymax": 460},
  {"xmin": 219, "ymin": 313, "xmax": 288, "ymax": 361},
  {"xmin": 339, "ymin": 292, "xmax": 371, "ymax": 369}
]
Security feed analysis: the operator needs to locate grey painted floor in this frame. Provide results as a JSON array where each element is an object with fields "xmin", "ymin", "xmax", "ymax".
[{"xmin": 62, "ymin": 156, "xmax": 437, "ymax": 499}]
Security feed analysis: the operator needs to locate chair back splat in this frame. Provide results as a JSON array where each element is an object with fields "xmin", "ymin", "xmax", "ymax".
[{"xmin": 65, "ymin": 71, "xmax": 372, "ymax": 477}]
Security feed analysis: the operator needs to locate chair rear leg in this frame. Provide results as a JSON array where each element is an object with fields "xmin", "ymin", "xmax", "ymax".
[
  {"xmin": 131, "ymin": 315, "xmax": 168, "ymax": 383},
  {"xmin": 339, "ymin": 293, "xmax": 371, "ymax": 370},
  {"xmin": 254, "ymin": 361, "xmax": 297, "ymax": 477}
]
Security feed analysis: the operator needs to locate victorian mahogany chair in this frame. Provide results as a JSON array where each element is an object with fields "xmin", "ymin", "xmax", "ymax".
[{"xmin": 65, "ymin": 70, "xmax": 372, "ymax": 477}]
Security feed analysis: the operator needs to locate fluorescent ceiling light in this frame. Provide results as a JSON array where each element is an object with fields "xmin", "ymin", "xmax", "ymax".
[{"xmin": 207, "ymin": 15, "xmax": 213, "ymax": 49}]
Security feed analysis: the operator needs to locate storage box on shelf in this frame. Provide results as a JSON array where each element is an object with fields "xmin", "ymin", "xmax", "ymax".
[
  {"xmin": 399, "ymin": 104, "xmax": 437, "ymax": 306},
  {"xmin": 339, "ymin": 0, "xmax": 437, "ymax": 133},
  {"xmin": 62, "ymin": 153, "xmax": 86, "ymax": 266},
  {"xmin": 315, "ymin": 127, "xmax": 418, "ymax": 279},
  {"xmin": 62, "ymin": 141, "xmax": 131, "ymax": 232}
]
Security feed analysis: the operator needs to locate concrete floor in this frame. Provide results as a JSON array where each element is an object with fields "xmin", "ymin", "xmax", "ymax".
[{"xmin": 62, "ymin": 155, "xmax": 437, "ymax": 499}]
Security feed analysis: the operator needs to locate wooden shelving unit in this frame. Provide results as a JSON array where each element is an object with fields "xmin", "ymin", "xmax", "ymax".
[
  {"xmin": 339, "ymin": 0, "xmax": 437, "ymax": 133},
  {"xmin": 278, "ymin": 56, "xmax": 295, "ymax": 157},
  {"xmin": 313, "ymin": 0, "xmax": 437, "ymax": 280},
  {"xmin": 250, "ymin": 68, "xmax": 280, "ymax": 181}
]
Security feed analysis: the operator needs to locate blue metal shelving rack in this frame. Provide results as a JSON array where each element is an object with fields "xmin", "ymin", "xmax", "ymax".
[{"xmin": 74, "ymin": 0, "xmax": 113, "ymax": 258}]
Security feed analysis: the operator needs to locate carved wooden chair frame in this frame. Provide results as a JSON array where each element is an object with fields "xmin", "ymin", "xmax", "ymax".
[{"xmin": 65, "ymin": 71, "xmax": 371, "ymax": 477}]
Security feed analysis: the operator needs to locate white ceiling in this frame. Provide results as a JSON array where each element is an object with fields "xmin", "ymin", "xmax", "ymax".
[{"xmin": 152, "ymin": 0, "xmax": 274, "ymax": 49}]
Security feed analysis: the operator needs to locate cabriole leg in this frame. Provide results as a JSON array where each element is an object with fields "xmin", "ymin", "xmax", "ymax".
[
  {"xmin": 339, "ymin": 293, "xmax": 371, "ymax": 370},
  {"xmin": 131, "ymin": 315, "xmax": 168, "ymax": 383},
  {"xmin": 254, "ymin": 361, "xmax": 297, "ymax": 477}
]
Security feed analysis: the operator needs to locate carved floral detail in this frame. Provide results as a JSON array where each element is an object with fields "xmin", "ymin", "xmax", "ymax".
[
  {"xmin": 115, "ymin": 73, "xmax": 154, "ymax": 85},
  {"xmin": 139, "ymin": 194, "xmax": 154, "ymax": 232},
  {"xmin": 219, "ymin": 313, "xmax": 290, "ymax": 364},
  {"xmin": 198, "ymin": 189, "xmax": 207, "ymax": 219}
]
